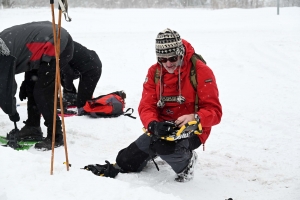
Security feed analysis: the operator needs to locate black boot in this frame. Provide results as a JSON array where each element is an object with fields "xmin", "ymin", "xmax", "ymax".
[
  {"xmin": 34, "ymin": 136, "xmax": 64, "ymax": 151},
  {"xmin": 63, "ymin": 92, "xmax": 77, "ymax": 107},
  {"xmin": 34, "ymin": 123, "xmax": 63, "ymax": 151},
  {"xmin": 18, "ymin": 122, "xmax": 44, "ymax": 141}
]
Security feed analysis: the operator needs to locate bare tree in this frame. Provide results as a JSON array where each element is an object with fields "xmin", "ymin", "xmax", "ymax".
[{"xmin": 2, "ymin": 0, "xmax": 11, "ymax": 8}]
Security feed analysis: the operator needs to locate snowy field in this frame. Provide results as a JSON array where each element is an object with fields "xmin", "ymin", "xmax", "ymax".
[{"xmin": 0, "ymin": 7, "xmax": 300, "ymax": 200}]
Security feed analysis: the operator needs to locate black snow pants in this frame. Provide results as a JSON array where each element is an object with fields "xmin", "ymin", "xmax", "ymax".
[
  {"xmin": 63, "ymin": 50, "xmax": 102, "ymax": 108},
  {"xmin": 116, "ymin": 133, "xmax": 200, "ymax": 174}
]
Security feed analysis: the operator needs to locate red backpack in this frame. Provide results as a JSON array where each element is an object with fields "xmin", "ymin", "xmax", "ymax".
[{"xmin": 83, "ymin": 91, "xmax": 136, "ymax": 119}]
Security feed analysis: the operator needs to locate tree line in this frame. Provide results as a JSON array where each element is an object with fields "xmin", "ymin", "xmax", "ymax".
[{"xmin": 2, "ymin": 0, "xmax": 300, "ymax": 9}]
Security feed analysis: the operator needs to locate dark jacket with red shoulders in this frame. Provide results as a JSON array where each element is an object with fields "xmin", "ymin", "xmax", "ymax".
[
  {"xmin": 0, "ymin": 21, "xmax": 72, "ymax": 115},
  {"xmin": 138, "ymin": 39, "xmax": 222, "ymax": 144}
]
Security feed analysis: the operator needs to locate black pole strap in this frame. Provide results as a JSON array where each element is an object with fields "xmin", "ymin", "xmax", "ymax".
[
  {"xmin": 14, "ymin": 121, "xmax": 18, "ymax": 130},
  {"xmin": 149, "ymin": 136, "xmax": 160, "ymax": 171},
  {"xmin": 123, "ymin": 108, "xmax": 136, "ymax": 119}
]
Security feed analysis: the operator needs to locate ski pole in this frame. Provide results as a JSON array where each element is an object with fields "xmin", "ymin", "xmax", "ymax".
[
  {"xmin": 57, "ymin": 1, "xmax": 70, "ymax": 173},
  {"xmin": 14, "ymin": 121, "xmax": 18, "ymax": 130},
  {"xmin": 50, "ymin": 0, "xmax": 59, "ymax": 175},
  {"xmin": 50, "ymin": 0, "xmax": 70, "ymax": 175}
]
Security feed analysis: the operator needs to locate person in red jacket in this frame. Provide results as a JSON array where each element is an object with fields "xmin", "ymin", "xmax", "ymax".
[{"xmin": 114, "ymin": 28, "xmax": 222, "ymax": 182}]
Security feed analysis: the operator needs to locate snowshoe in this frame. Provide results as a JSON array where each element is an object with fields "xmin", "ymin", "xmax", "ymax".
[{"xmin": 5, "ymin": 131, "xmax": 21, "ymax": 149}]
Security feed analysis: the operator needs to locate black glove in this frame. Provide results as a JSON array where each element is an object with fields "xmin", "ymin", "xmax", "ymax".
[
  {"xmin": 63, "ymin": 80, "xmax": 74, "ymax": 92},
  {"xmin": 73, "ymin": 70, "xmax": 81, "ymax": 80},
  {"xmin": 9, "ymin": 112, "xmax": 20, "ymax": 122},
  {"xmin": 148, "ymin": 121, "xmax": 177, "ymax": 136},
  {"xmin": 19, "ymin": 81, "xmax": 28, "ymax": 101},
  {"xmin": 61, "ymin": 69, "xmax": 74, "ymax": 92},
  {"xmin": 82, "ymin": 160, "xmax": 120, "ymax": 178},
  {"xmin": 77, "ymin": 107, "xmax": 86, "ymax": 116}
]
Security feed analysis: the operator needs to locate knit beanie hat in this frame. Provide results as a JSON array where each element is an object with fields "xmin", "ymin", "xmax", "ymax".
[{"xmin": 155, "ymin": 28, "xmax": 185, "ymax": 58}]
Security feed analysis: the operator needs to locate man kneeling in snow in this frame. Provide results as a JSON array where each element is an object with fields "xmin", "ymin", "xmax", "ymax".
[{"xmin": 85, "ymin": 28, "xmax": 222, "ymax": 182}]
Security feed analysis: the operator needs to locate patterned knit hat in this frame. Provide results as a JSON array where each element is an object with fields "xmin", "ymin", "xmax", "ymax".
[{"xmin": 155, "ymin": 28, "xmax": 185, "ymax": 58}]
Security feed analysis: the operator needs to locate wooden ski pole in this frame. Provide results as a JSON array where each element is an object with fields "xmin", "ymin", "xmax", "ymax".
[
  {"xmin": 50, "ymin": 0, "xmax": 59, "ymax": 175},
  {"xmin": 56, "ymin": 5, "xmax": 70, "ymax": 172},
  {"xmin": 50, "ymin": 0, "xmax": 70, "ymax": 175}
]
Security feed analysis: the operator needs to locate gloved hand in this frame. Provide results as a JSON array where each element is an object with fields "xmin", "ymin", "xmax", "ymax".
[
  {"xmin": 9, "ymin": 112, "xmax": 20, "ymax": 122},
  {"xmin": 63, "ymin": 76, "xmax": 73, "ymax": 92},
  {"xmin": 73, "ymin": 70, "xmax": 81, "ymax": 80},
  {"xmin": 19, "ymin": 81, "xmax": 28, "ymax": 101},
  {"xmin": 82, "ymin": 160, "xmax": 120, "ymax": 178},
  {"xmin": 148, "ymin": 121, "xmax": 177, "ymax": 136},
  {"xmin": 77, "ymin": 107, "xmax": 86, "ymax": 116},
  {"xmin": 61, "ymin": 70, "xmax": 74, "ymax": 92}
]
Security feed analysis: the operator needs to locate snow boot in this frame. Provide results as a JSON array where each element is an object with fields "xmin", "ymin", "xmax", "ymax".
[
  {"xmin": 63, "ymin": 92, "xmax": 77, "ymax": 107},
  {"xmin": 175, "ymin": 151, "xmax": 198, "ymax": 182},
  {"xmin": 17, "ymin": 124, "xmax": 44, "ymax": 141},
  {"xmin": 34, "ymin": 125, "xmax": 63, "ymax": 151},
  {"xmin": 34, "ymin": 137, "xmax": 64, "ymax": 151}
]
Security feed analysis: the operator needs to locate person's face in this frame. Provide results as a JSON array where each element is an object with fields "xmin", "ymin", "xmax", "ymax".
[{"xmin": 158, "ymin": 55, "xmax": 180, "ymax": 73}]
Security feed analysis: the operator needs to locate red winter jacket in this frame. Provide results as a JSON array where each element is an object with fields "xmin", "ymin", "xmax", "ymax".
[{"xmin": 138, "ymin": 39, "xmax": 222, "ymax": 144}]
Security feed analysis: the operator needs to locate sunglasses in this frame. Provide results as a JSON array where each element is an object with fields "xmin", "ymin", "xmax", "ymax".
[{"xmin": 158, "ymin": 56, "xmax": 179, "ymax": 63}]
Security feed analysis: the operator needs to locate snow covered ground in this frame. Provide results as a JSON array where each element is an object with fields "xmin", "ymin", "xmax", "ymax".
[{"xmin": 0, "ymin": 7, "xmax": 300, "ymax": 200}]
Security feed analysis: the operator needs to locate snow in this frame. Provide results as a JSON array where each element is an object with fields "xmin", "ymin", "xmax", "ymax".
[{"xmin": 0, "ymin": 7, "xmax": 300, "ymax": 200}]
